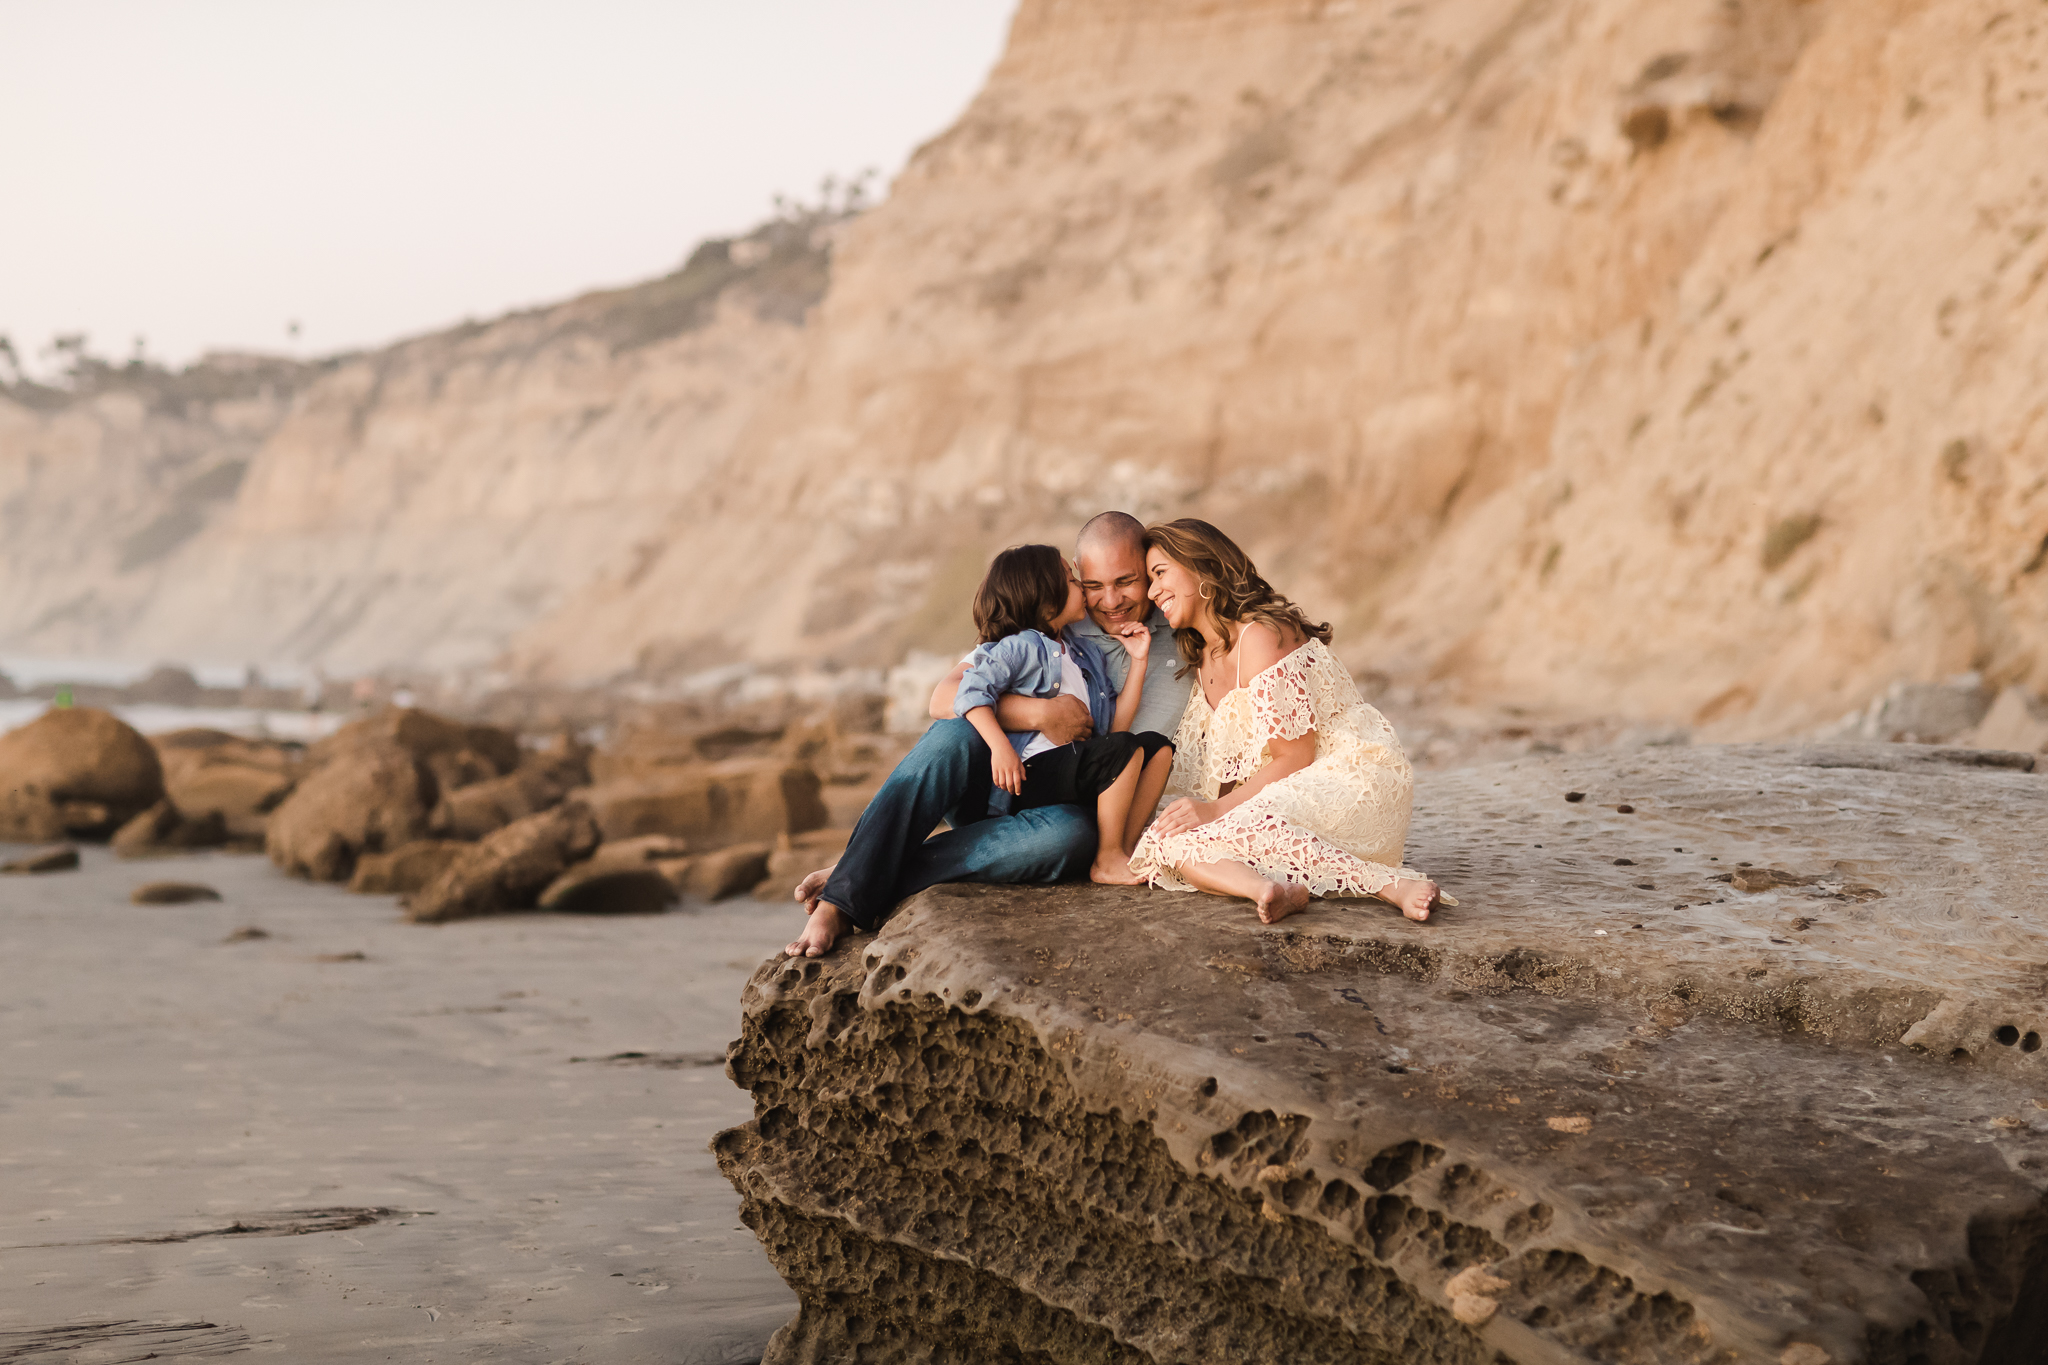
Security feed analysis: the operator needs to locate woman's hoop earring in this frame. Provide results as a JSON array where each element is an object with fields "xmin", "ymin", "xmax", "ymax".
[{"xmin": 1199, "ymin": 587, "xmax": 1212, "ymax": 600}]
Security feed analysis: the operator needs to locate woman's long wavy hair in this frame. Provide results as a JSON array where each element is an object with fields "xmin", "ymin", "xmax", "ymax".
[
  {"xmin": 1144, "ymin": 519, "xmax": 1332, "ymax": 675},
  {"xmin": 972, "ymin": 543, "xmax": 1071, "ymax": 644}
]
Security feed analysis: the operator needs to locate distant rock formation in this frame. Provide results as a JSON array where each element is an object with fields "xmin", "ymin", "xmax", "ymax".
[
  {"xmin": 0, "ymin": 212, "xmax": 835, "ymax": 674},
  {"xmin": 718, "ymin": 743, "xmax": 2048, "ymax": 1362}
]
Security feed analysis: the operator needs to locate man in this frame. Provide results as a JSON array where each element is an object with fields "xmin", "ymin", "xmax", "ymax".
[{"xmin": 785, "ymin": 511, "xmax": 1182, "ymax": 956}]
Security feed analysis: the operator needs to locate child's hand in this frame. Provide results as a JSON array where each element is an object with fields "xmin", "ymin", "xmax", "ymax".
[
  {"xmin": 991, "ymin": 745, "xmax": 1026, "ymax": 797},
  {"xmin": 1117, "ymin": 621, "xmax": 1151, "ymax": 664}
]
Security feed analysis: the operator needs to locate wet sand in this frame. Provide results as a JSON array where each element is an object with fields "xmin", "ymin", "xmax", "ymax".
[{"xmin": 1, "ymin": 844, "xmax": 798, "ymax": 1362}]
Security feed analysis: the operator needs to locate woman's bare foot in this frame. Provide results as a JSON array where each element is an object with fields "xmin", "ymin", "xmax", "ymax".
[
  {"xmin": 793, "ymin": 864, "xmax": 835, "ymax": 913},
  {"xmin": 1252, "ymin": 878, "xmax": 1312, "ymax": 925},
  {"xmin": 1089, "ymin": 850, "xmax": 1144, "ymax": 885},
  {"xmin": 785, "ymin": 902, "xmax": 851, "ymax": 958},
  {"xmin": 1381, "ymin": 878, "xmax": 1441, "ymax": 922}
]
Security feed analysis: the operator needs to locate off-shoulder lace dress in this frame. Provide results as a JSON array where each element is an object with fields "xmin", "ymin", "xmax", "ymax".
[{"xmin": 1129, "ymin": 637, "xmax": 1430, "ymax": 898}]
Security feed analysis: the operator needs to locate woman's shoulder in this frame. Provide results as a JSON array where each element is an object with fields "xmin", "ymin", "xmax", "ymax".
[{"xmin": 1234, "ymin": 620, "xmax": 1303, "ymax": 672}]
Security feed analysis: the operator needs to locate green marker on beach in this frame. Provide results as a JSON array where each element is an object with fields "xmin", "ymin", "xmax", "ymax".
[{"xmin": 53, "ymin": 683, "xmax": 73, "ymax": 708}]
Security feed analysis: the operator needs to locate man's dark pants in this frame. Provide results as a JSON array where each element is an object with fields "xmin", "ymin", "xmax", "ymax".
[{"xmin": 819, "ymin": 719, "xmax": 1096, "ymax": 931}]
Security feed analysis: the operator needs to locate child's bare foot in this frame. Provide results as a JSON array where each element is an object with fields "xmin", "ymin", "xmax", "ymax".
[
  {"xmin": 1253, "ymin": 879, "xmax": 1311, "ymax": 925},
  {"xmin": 785, "ymin": 902, "xmax": 851, "ymax": 957},
  {"xmin": 1381, "ymin": 878, "xmax": 1442, "ymax": 922},
  {"xmin": 1089, "ymin": 851, "xmax": 1144, "ymax": 885}
]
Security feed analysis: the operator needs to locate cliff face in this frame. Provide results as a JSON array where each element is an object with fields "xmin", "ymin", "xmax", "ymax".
[
  {"xmin": 0, "ymin": 355, "xmax": 314, "ymax": 659},
  {"xmin": 517, "ymin": 0, "xmax": 2048, "ymax": 737},
  {"xmin": 0, "ymin": 220, "xmax": 829, "ymax": 676},
  {"xmin": 8, "ymin": 1, "xmax": 2043, "ymax": 736},
  {"xmin": 718, "ymin": 744, "xmax": 2048, "ymax": 1362}
]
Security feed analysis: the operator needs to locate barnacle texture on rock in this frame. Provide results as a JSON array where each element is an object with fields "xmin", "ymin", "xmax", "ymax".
[{"xmin": 717, "ymin": 746, "xmax": 2048, "ymax": 1363}]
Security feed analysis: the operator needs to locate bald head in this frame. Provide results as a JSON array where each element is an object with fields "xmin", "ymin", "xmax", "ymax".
[
  {"xmin": 1075, "ymin": 510, "xmax": 1150, "ymax": 632},
  {"xmin": 1077, "ymin": 510, "xmax": 1146, "ymax": 560}
]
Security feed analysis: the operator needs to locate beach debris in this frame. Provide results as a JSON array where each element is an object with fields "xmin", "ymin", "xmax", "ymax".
[
  {"xmin": 569, "ymin": 1050, "xmax": 726, "ymax": 1068},
  {"xmin": 0, "ymin": 843, "xmax": 80, "ymax": 874},
  {"xmin": 1444, "ymin": 1265, "xmax": 1510, "ymax": 1325},
  {"xmin": 132, "ymin": 881, "xmax": 222, "ymax": 904},
  {"xmin": 314, "ymin": 951, "xmax": 367, "ymax": 962},
  {"xmin": 222, "ymin": 925, "xmax": 269, "ymax": 942},
  {"xmin": 1546, "ymin": 1115, "xmax": 1592, "ymax": 1134}
]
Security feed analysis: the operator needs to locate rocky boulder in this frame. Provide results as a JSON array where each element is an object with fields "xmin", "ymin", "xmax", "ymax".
[
  {"xmin": 578, "ymin": 757, "xmax": 827, "ymax": 851},
  {"xmin": 0, "ymin": 707, "xmax": 166, "ymax": 840},
  {"xmin": 406, "ymin": 802, "xmax": 602, "ymax": 923},
  {"xmin": 111, "ymin": 799, "xmax": 229, "ymax": 857},
  {"xmin": 348, "ymin": 839, "xmax": 469, "ymax": 895},
  {"xmin": 719, "ymin": 744, "xmax": 2048, "ymax": 1363},
  {"xmin": 685, "ymin": 843, "xmax": 772, "ymax": 902},
  {"xmin": 430, "ymin": 737, "xmax": 591, "ymax": 842},
  {"xmin": 1972, "ymin": 687, "xmax": 2048, "ymax": 756},
  {"xmin": 753, "ymin": 829, "xmax": 853, "ymax": 902},
  {"xmin": 265, "ymin": 745, "xmax": 437, "ymax": 881},
  {"xmin": 535, "ymin": 833, "xmax": 692, "ymax": 913},
  {"xmin": 537, "ymin": 865, "xmax": 679, "ymax": 915},
  {"xmin": 310, "ymin": 707, "xmax": 521, "ymax": 778},
  {"xmin": 152, "ymin": 729, "xmax": 300, "ymax": 841}
]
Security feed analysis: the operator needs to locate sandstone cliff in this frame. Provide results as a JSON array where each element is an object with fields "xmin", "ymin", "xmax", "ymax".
[
  {"xmin": 516, "ymin": 0, "xmax": 2048, "ymax": 739},
  {"xmin": 0, "ymin": 214, "xmax": 834, "ymax": 675},
  {"xmin": 8, "ymin": 1, "xmax": 2044, "ymax": 740}
]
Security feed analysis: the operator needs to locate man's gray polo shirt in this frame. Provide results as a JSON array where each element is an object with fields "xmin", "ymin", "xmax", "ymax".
[{"xmin": 1066, "ymin": 607, "xmax": 1188, "ymax": 738}]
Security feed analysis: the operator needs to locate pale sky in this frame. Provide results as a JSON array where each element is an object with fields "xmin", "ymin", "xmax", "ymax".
[{"xmin": 0, "ymin": 1, "xmax": 1016, "ymax": 375}]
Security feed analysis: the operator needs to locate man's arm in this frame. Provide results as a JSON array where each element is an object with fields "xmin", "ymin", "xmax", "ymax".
[{"xmin": 929, "ymin": 662, "xmax": 1093, "ymax": 742}]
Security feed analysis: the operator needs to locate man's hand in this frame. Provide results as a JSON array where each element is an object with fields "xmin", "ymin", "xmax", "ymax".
[
  {"xmin": 1151, "ymin": 797, "xmax": 1220, "ymax": 838},
  {"xmin": 990, "ymin": 744, "xmax": 1026, "ymax": 796},
  {"xmin": 1032, "ymin": 693, "xmax": 1093, "ymax": 745}
]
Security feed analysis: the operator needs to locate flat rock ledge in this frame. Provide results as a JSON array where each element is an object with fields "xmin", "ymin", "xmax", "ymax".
[{"xmin": 715, "ymin": 744, "xmax": 2048, "ymax": 1364}]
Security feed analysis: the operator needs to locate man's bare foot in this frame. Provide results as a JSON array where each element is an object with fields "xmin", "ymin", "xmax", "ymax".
[
  {"xmin": 793, "ymin": 864, "xmax": 835, "ymax": 914},
  {"xmin": 785, "ymin": 902, "xmax": 851, "ymax": 958},
  {"xmin": 1089, "ymin": 850, "xmax": 1144, "ymax": 885},
  {"xmin": 1252, "ymin": 879, "xmax": 1312, "ymax": 925},
  {"xmin": 1381, "ymin": 878, "xmax": 1441, "ymax": 922}
]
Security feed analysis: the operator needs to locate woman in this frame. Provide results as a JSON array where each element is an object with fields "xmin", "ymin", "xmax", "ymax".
[{"xmin": 1128, "ymin": 519, "xmax": 1451, "ymax": 924}]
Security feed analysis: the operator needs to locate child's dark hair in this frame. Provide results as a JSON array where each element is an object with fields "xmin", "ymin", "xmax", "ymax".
[{"xmin": 973, "ymin": 544, "xmax": 1070, "ymax": 644}]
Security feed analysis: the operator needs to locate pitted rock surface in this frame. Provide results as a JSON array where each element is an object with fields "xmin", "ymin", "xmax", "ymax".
[{"xmin": 717, "ymin": 745, "xmax": 2048, "ymax": 1363}]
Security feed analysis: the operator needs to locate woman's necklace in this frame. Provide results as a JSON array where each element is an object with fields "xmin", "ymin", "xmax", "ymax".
[{"xmin": 1202, "ymin": 630, "xmax": 1233, "ymax": 698}]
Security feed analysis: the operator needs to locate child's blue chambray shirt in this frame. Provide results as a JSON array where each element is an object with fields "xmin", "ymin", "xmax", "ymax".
[{"xmin": 953, "ymin": 627, "xmax": 1119, "ymax": 812}]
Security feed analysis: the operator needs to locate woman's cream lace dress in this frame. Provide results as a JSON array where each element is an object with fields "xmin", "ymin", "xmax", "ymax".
[{"xmin": 1129, "ymin": 637, "xmax": 1431, "ymax": 898}]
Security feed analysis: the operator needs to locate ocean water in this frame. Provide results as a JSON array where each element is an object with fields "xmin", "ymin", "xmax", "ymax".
[{"xmin": 0, "ymin": 654, "xmax": 341, "ymax": 741}]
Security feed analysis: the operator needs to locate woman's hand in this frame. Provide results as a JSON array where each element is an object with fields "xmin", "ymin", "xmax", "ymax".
[
  {"xmin": 1117, "ymin": 620, "xmax": 1151, "ymax": 664},
  {"xmin": 991, "ymin": 745, "xmax": 1026, "ymax": 797},
  {"xmin": 1152, "ymin": 797, "xmax": 1219, "ymax": 837}
]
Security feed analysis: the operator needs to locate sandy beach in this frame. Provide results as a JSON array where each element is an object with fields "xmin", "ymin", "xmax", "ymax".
[{"xmin": 1, "ymin": 843, "xmax": 797, "ymax": 1362}]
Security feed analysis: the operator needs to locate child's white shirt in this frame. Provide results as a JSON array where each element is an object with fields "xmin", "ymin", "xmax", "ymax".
[{"xmin": 1017, "ymin": 646, "xmax": 1087, "ymax": 760}]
